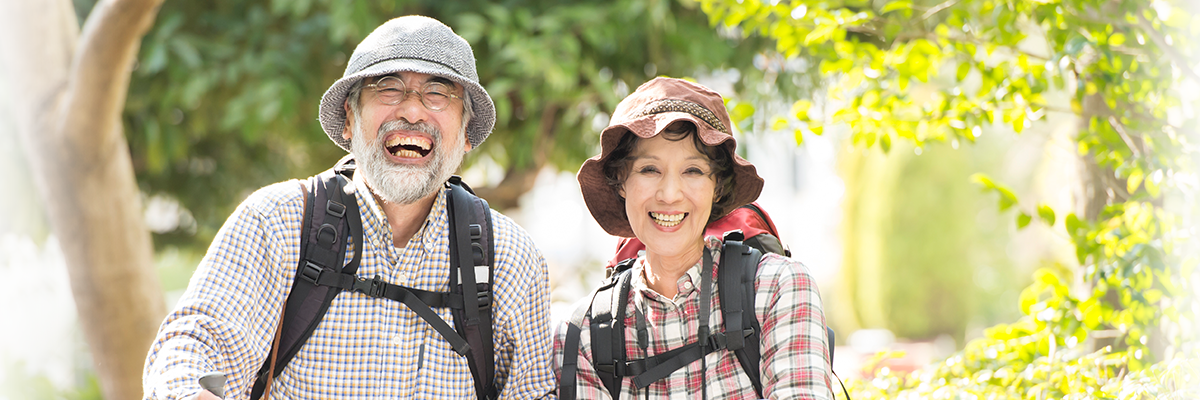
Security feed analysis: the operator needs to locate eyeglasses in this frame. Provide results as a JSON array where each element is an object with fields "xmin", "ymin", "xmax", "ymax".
[{"xmin": 364, "ymin": 75, "xmax": 463, "ymax": 112}]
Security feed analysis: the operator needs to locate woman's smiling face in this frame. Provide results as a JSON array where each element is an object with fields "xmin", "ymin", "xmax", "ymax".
[{"xmin": 620, "ymin": 132, "xmax": 716, "ymax": 262}]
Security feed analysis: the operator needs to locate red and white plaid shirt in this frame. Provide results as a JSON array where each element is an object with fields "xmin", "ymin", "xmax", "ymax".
[{"xmin": 554, "ymin": 236, "xmax": 833, "ymax": 399}]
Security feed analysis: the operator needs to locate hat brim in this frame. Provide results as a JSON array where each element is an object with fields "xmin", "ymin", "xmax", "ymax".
[
  {"xmin": 578, "ymin": 112, "xmax": 764, "ymax": 238},
  {"xmin": 318, "ymin": 58, "xmax": 496, "ymax": 152}
]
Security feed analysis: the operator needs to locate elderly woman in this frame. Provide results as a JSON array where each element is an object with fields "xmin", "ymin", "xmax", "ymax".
[{"xmin": 554, "ymin": 77, "xmax": 833, "ymax": 399}]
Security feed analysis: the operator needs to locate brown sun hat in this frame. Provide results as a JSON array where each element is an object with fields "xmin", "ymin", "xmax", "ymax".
[{"xmin": 577, "ymin": 77, "xmax": 764, "ymax": 238}]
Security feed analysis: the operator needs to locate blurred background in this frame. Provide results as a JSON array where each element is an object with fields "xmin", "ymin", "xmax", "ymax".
[{"xmin": 2, "ymin": 0, "xmax": 1198, "ymax": 398}]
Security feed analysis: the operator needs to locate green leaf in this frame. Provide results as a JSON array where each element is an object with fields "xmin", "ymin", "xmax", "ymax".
[
  {"xmin": 956, "ymin": 62, "xmax": 970, "ymax": 81},
  {"xmin": 1037, "ymin": 204, "xmax": 1056, "ymax": 226},
  {"xmin": 729, "ymin": 102, "xmax": 756, "ymax": 125},
  {"xmin": 1065, "ymin": 36, "xmax": 1087, "ymax": 56},
  {"xmin": 1145, "ymin": 174, "xmax": 1161, "ymax": 197},
  {"xmin": 1127, "ymin": 167, "xmax": 1144, "ymax": 193},
  {"xmin": 880, "ymin": 133, "xmax": 892, "ymax": 153},
  {"xmin": 792, "ymin": 100, "xmax": 814, "ymax": 120},
  {"xmin": 881, "ymin": 1, "xmax": 913, "ymax": 14},
  {"xmin": 971, "ymin": 173, "xmax": 1018, "ymax": 211},
  {"xmin": 771, "ymin": 117, "xmax": 789, "ymax": 131},
  {"xmin": 1064, "ymin": 213, "xmax": 1083, "ymax": 235},
  {"xmin": 1109, "ymin": 33, "xmax": 1126, "ymax": 47},
  {"xmin": 794, "ymin": 129, "xmax": 805, "ymax": 146},
  {"xmin": 1017, "ymin": 212, "xmax": 1032, "ymax": 228}
]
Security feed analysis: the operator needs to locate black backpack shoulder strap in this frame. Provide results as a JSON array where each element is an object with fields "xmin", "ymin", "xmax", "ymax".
[
  {"xmin": 717, "ymin": 234, "xmax": 765, "ymax": 399},
  {"xmin": 588, "ymin": 261, "xmax": 634, "ymax": 399},
  {"xmin": 558, "ymin": 256, "xmax": 629, "ymax": 400},
  {"xmin": 446, "ymin": 176, "xmax": 497, "ymax": 400},
  {"xmin": 252, "ymin": 158, "xmax": 362, "ymax": 400}
]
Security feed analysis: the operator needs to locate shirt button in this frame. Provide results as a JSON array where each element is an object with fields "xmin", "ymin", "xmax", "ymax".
[
  {"xmin": 682, "ymin": 281, "xmax": 694, "ymax": 290},
  {"xmin": 392, "ymin": 334, "xmax": 406, "ymax": 346}
]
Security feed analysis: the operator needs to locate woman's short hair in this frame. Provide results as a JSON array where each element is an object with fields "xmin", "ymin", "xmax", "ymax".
[{"xmin": 601, "ymin": 121, "xmax": 738, "ymax": 223}]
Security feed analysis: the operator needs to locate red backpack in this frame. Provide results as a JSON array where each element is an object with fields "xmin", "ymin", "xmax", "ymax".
[{"xmin": 605, "ymin": 202, "xmax": 790, "ymax": 269}]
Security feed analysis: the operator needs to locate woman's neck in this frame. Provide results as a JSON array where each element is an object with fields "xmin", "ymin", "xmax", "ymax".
[{"xmin": 642, "ymin": 242, "xmax": 706, "ymax": 298}]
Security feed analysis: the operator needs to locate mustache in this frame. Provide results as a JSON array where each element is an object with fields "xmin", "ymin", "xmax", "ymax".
[{"xmin": 378, "ymin": 119, "xmax": 441, "ymax": 142}]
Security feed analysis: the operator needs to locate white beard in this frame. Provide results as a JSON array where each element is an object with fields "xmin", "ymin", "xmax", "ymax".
[{"xmin": 350, "ymin": 115, "xmax": 466, "ymax": 205}]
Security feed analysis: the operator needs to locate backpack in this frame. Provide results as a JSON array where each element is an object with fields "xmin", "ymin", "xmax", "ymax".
[
  {"xmin": 560, "ymin": 203, "xmax": 846, "ymax": 399},
  {"xmin": 250, "ymin": 156, "xmax": 498, "ymax": 399}
]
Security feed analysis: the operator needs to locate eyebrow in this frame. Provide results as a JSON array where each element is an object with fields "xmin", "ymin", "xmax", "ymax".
[
  {"xmin": 630, "ymin": 154, "xmax": 709, "ymax": 163},
  {"xmin": 377, "ymin": 74, "xmax": 457, "ymax": 88},
  {"xmin": 427, "ymin": 76, "xmax": 455, "ymax": 86}
]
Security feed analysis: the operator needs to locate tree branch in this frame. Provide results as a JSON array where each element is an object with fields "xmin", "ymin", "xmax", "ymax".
[
  {"xmin": 57, "ymin": 0, "xmax": 164, "ymax": 160},
  {"xmin": 921, "ymin": 0, "xmax": 960, "ymax": 21},
  {"xmin": 1135, "ymin": 13, "xmax": 1200, "ymax": 85},
  {"xmin": 1107, "ymin": 115, "xmax": 1143, "ymax": 158}
]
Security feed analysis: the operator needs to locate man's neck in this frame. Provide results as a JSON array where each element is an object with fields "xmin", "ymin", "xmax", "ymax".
[{"xmin": 374, "ymin": 190, "xmax": 438, "ymax": 248}]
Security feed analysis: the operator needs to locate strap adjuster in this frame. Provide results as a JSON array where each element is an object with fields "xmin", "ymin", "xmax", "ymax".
[
  {"xmin": 706, "ymin": 333, "xmax": 728, "ymax": 350},
  {"xmin": 353, "ymin": 274, "xmax": 386, "ymax": 298},
  {"xmin": 301, "ymin": 262, "xmax": 324, "ymax": 284},
  {"xmin": 477, "ymin": 290, "xmax": 492, "ymax": 309},
  {"xmin": 595, "ymin": 363, "xmax": 615, "ymax": 375}
]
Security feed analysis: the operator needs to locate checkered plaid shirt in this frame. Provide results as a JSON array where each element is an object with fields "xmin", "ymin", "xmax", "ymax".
[
  {"xmin": 553, "ymin": 237, "xmax": 833, "ymax": 399},
  {"xmin": 144, "ymin": 177, "xmax": 556, "ymax": 399}
]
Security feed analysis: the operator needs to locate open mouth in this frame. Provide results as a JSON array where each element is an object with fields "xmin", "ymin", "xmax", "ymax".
[
  {"xmin": 649, "ymin": 212, "xmax": 687, "ymax": 227},
  {"xmin": 385, "ymin": 136, "xmax": 432, "ymax": 158}
]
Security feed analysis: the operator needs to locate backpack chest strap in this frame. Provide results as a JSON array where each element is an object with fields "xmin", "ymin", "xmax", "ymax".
[{"xmin": 299, "ymin": 264, "xmax": 474, "ymax": 355}]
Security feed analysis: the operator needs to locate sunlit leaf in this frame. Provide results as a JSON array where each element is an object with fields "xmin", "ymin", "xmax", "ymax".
[
  {"xmin": 729, "ymin": 102, "xmax": 756, "ymax": 125},
  {"xmin": 881, "ymin": 0, "xmax": 913, "ymax": 14},
  {"xmin": 1127, "ymin": 167, "xmax": 1144, "ymax": 193},
  {"xmin": 1037, "ymin": 204, "xmax": 1056, "ymax": 226}
]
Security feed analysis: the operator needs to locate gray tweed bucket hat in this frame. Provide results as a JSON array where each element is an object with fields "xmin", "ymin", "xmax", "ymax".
[{"xmin": 318, "ymin": 15, "xmax": 496, "ymax": 151}]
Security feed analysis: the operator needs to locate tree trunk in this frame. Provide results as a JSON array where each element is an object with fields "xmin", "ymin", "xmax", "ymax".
[{"xmin": 1, "ymin": 0, "xmax": 166, "ymax": 399}]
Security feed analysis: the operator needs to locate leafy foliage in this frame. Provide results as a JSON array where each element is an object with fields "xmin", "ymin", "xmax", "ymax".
[
  {"xmin": 113, "ymin": 0, "xmax": 786, "ymax": 250},
  {"xmin": 695, "ymin": 0, "xmax": 1200, "ymax": 395}
]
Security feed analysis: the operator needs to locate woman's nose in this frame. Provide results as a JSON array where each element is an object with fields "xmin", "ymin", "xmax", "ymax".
[{"xmin": 655, "ymin": 175, "xmax": 683, "ymax": 203}]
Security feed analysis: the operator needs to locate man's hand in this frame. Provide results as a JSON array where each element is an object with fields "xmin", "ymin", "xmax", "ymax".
[{"xmin": 192, "ymin": 391, "xmax": 223, "ymax": 400}]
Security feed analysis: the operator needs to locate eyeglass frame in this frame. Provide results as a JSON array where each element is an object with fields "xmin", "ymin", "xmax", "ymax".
[{"xmin": 363, "ymin": 75, "xmax": 464, "ymax": 112}]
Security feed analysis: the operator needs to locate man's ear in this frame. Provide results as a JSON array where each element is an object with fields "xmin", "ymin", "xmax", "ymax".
[{"xmin": 342, "ymin": 101, "xmax": 354, "ymax": 140}]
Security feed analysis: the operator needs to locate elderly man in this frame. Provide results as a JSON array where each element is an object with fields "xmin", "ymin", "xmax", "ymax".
[{"xmin": 143, "ymin": 16, "xmax": 556, "ymax": 399}]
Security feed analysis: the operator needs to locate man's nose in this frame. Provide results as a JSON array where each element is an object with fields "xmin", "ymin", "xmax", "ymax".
[{"xmin": 392, "ymin": 90, "xmax": 427, "ymax": 123}]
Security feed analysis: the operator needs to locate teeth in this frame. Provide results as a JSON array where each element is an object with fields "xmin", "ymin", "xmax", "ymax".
[
  {"xmin": 385, "ymin": 136, "xmax": 431, "ymax": 151},
  {"xmin": 393, "ymin": 149, "xmax": 422, "ymax": 158},
  {"xmin": 650, "ymin": 212, "xmax": 686, "ymax": 227}
]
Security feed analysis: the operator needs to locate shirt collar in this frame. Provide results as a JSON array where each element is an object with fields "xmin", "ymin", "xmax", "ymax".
[
  {"xmin": 352, "ymin": 175, "xmax": 448, "ymax": 254},
  {"xmin": 630, "ymin": 236, "xmax": 725, "ymax": 299}
]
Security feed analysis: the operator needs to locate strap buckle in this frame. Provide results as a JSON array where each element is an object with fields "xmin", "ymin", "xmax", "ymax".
[
  {"xmin": 477, "ymin": 290, "xmax": 492, "ymax": 310},
  {"xmin": 300, "ymin": 262, "xmax": 324, "ymax": 284},
  {"xmin": 353, "ymin": 274, "xmax": 386, "ymax": 298}
]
